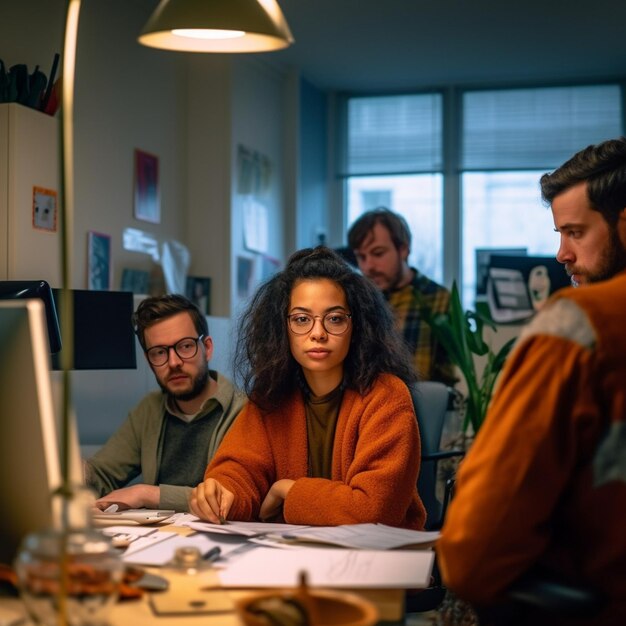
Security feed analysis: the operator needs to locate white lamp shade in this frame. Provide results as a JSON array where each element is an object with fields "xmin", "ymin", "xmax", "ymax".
[{"xmin": 138, "ymin": 0, "xmax": 294, "ymax": 52}]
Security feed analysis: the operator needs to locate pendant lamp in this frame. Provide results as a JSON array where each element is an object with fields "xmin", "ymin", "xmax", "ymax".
[{"xmin": 138, "ymin": 0, "xmax": 294, "ymax": 53}]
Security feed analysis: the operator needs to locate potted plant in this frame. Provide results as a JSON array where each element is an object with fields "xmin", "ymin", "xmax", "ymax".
[{"xmin": 424, "ymin": 282, "xmax": 516, "ymax": 435}]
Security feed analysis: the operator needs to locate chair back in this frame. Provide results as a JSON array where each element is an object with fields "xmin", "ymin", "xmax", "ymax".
[{"xmin": 408, "ymin": 381, "xmax": 460, "ymax": 530}]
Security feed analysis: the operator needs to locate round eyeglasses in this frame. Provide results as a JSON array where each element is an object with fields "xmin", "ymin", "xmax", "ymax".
[
  {"xmin": 145, "ymin": 335, "xmax": 205, "ymax": 367},
  {"xmin": 287, "ymin": 312, "xmax": 352, "ymax": 336}
]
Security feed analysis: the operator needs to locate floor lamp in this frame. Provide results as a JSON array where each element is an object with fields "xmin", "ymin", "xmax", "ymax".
[{"xmin": 48, "ymin": 1, "xmax": 293, "ymax": 624}]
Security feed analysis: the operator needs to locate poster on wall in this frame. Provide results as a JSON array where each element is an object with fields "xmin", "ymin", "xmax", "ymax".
[
  {"xmin": 87, "ymin": 231, "xmax": 111, "ymax": 291},
  {"xmin": 237, "ymin": 256, "xmax": 254, "ymax": 300},
  {"xmin": 120, "ymin": 268, "xmax": 151, "ymax": 295},
  {"xmin": 186, "ymin": 276, "xmax": 212, "ymax": 315},
  {"xmin": 32, "ymin": 186, "xmax": 57, "ymax": 232},
  {"xmin": 134, "ymin": 149, "xmax": 160, "ymax": 224}
]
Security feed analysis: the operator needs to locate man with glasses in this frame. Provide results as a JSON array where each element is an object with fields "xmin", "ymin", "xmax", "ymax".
[{"xmin": 84, "ymin": 294, "xmax": 246, "ymax": 511}]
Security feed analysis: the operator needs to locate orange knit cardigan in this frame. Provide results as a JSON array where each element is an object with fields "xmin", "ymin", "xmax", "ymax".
[{"xmin": 203, "ymin": 373, "xmax": 426, "ymax": 529}]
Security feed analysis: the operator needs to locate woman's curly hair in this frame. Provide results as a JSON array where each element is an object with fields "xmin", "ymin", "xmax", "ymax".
[{"xmin": 234, "ymin": 246, "xmax": 416, "ymax": 411}]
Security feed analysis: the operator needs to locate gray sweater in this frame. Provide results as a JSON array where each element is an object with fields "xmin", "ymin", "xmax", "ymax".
[{"xmin": 84, "ymin": 371, "xmax": 246, "ymax": 511}]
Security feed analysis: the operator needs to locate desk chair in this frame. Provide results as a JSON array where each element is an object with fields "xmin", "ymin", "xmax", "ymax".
[
  {"xmin": 409, "ymin": 381, "xmax": 464, "ymax": 531},
  {"xmin": 475, "ymin": 568, "xmax": 605, "ymax": 625},
  {"xmin": 405, "ymin": 382, "xmax": 465, "ymax": 616}
]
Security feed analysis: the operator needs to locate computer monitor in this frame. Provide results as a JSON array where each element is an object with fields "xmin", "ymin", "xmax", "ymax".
[
  {"xmin": 487, "ymin": 254, "xmax": 571, "ymax": 323},
  {"xmin": 0, "ymin": 299, "xmax": 81, "ymax": 564},
  {"xmin": 51, "ymin": 289, "xmax": 137, "ymax": 370},
  {"xmin": 0, "ymin": 281, "xmax": 62, "ymax": 353}
]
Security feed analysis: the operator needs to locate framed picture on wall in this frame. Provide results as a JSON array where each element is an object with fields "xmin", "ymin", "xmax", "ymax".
[
  {"xmin": 185, "ymin": 276, "xmax": 211, "ymax": 315},
  {"xmin": 87, "ymin": 231, "xmax": 111, "ymax": 291},
  {"xmin": 32, "ymin": 186, "xmax": 58, "ymax": 232},
  {"xmin": 134, "ymin": 149, "xmax": 160, "ymax": 223}
]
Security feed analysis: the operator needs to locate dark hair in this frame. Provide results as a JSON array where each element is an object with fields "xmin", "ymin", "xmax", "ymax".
[
  {"xmin": 234, "ymin": 246, "xmax": 416, "ymax": 411},
  {"xmin": 347, "ymin": 207, "xmax": 411, "ymax": 251},
  {"xmin": 540, "ymin": 136, "xmax": 626, "ymax": 225},
  {"xmin": 132, "ymin": 294, "xmax": 208, "ymax": 349}
]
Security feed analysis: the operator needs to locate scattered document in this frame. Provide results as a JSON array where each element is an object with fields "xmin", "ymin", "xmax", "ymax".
[
  {"xmin": 186, "ymin": 519, "xmax": 309, "ymax": 537},
  {"xmin": 122, "ymin": 531, "xmax": 177, "ymax": 556},
  {"xmin": 219, "ymin": 546, "xmax": 434, "ymax": 589},
  {"xmin": 122, "ymin": 532, "xmax": 247, "ymax": 567},
  {"xmin": 270, "ymin": 523, "xmax": 440, "ymax": 550},
  {"xmin": 171, "ymin": 512, "xmax": 200, "ymax": 527},
  {"xmin": 102, "ymin": 525, "xmax": 162, "ymax": 537}
]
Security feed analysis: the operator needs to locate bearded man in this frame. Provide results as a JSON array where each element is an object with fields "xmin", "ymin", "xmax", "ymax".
[
  {"xmin": 438, "ymin": 136, "xmax": 626, "ymax": 625},
  {"xmin": 84, "ymin": 294, "xmax": 246, "ymax": 511},
  {"xmin": 348, "ymin": 208, "xmax": 455, "ymax": 384}
]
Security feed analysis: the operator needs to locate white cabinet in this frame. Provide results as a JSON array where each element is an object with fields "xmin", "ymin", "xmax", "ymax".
[{"xmin": 0, "ymin": 103, "xmax": 61, "ymax": 285}]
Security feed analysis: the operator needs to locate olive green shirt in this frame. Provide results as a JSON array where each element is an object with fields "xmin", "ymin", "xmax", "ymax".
[{"xmin": 305, "ymin": 385, "xmax": 342, "ymax": 478}]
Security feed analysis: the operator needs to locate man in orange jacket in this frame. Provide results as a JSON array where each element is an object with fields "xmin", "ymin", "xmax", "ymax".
[{"xmin": 438, "ymin": 136, "xmax": 626, "ymax": 625}]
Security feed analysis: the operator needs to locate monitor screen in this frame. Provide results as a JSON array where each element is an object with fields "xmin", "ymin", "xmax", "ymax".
[
  {"xmin": 0, "ymin": 281, "xmax": 62, "ymax": 353},
  {"xmin": 0, "ymin": 299, "xmax": 81, "ymax": 563},
  {"xmin": 475, "ymin": 248, "xmax": 527, "ymax": 300},
  {"xmin": 487, "ymin": 254, "xmax": 571, "ymax": 323},
  {"xmin": 51, "ymin": 289, "xmax": 137, "ymax": 370}
]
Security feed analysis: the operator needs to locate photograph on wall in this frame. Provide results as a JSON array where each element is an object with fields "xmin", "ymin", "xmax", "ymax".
[
  {"xmin": 237, "ymin": 256, "xmax": 254, "ymax": 300},
  {"xmin": 120, "ymin": 268, "xmax": 150, "ymax": 295},
  {"xmin": 186, "ymin": 275, "xmax": 211, "ymax": 315},
  {"xmin": 32, "ymin": 186, "xmax": 57, "ymax": 232},
  {"xmin": 134, "ymin": 149, "xmax": 160, "ymax": 223},
  {"xmin": 87, "ymin": 231, "xmax": 111, "ymax": 291}
]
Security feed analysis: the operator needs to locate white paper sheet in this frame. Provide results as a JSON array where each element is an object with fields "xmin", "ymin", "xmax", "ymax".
[
  {"xmin": 122, "ymin": 532, "xmax": 247, "ymax": 566},
  {"xmin": 271, "ymin": 523, "xmax": 440, "ymax": 550},
  {"xmin": 218, "ymin": 546, "xmax": 434, "ymax": 588},
  {"xmin": 185, "ymin": 520, "xmax": 310, "ymax": 537}
]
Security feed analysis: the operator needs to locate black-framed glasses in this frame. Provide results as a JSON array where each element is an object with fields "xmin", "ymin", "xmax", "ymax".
[
  {"xmin": 145, "ymin": 335, "xmax": 205, "ymax": 367},
  {"xmin": 287, "ymin": 312, "xmax": 352, "ymax": 336}
]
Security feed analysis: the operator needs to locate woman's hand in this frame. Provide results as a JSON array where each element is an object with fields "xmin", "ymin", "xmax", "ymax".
[
  {"xmin": 189, "ymin": 478, "xmax": 234, "ymax": 523},
  {"xmin": 259, "ymin": 479, "xmax": 295, "ymax": 521}
]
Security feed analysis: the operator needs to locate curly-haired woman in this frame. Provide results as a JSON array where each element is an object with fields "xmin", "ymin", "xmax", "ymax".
[{"xmin": 190, "ymin": 246, "xmax": 425, "ymax": 529}]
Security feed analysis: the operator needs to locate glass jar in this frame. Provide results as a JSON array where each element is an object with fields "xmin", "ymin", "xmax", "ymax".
[{"xmin": 14, "ymin": 527, "xmax": 123, "ymax": 626}]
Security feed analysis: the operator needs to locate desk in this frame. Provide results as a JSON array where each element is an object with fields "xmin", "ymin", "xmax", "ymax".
[
  {"xmin": 0, "ymin": 568, "xmax": 406, "ymax": 626},
  {"xmin": 1, "ymin": 522, "xmax": 416, "ymax": 625}
]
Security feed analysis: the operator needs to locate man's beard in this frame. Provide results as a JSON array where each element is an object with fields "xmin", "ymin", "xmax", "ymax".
[
  {"xmin": 372, "ymin": 254, "xmax": 406, "ymax": 292},
  {"xmin": 158, "ymin": 364, "xmax": 210, "ymax": 402},
  {"xmin": 387, "ymin": 260, "xmax": 407, "ymax": 292},
  {"xmin": 568, "ymin": 226, "xmax": 626, "ymax": 286}
]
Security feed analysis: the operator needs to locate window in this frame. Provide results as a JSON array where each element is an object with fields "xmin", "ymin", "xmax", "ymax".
[
  {"xmin": 342, "ymin": 94, "xmax": 445, "ymax": 282},
  {"xmin": 339, "ymin": 83, "xmax": 624, "ymax": 308},
  {"xmin": 461, "ymin": 84, "xmax": 623, "ymax": 307}
]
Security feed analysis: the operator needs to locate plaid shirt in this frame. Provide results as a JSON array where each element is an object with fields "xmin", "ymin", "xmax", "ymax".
[{"xmin": 385, "ymin": 269, "xmax": 456, "ymax": 385}]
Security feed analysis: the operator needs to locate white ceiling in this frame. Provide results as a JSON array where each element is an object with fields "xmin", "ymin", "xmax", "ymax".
[{"xmin": 269, "ymin": 0, "xmax": 626, "ymax": 92}]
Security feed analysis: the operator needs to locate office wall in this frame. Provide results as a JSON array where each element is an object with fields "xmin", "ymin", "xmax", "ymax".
[
  {"xmin": 1, "ymin": 0, "xmax": 189, "ymax": 292},
  {"xmin": 297, "ymin": 78, "xmax": 330, "ymax": 249},
  {"xmin": 185, "ymin": 55, "xmax": 233, "ymax": 318},
  {"xmin": 230, "ymin": 57, "xmax": 290, "ymax": 314},
  {"xmin": 1, "ymin": 1, "xmax": 309, "ymax": 445},
  {"xmin": 1, "ymin": 1, "xmax": 319, "ymax": 315},
  {"xmin": 73, "ymin": 0, "xmax": 188, "ymax": 292}
]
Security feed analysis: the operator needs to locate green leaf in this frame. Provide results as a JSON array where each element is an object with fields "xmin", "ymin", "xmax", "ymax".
[{"xmin": 422, "ymin": 280, "xmax": 516, "ymax": 434}]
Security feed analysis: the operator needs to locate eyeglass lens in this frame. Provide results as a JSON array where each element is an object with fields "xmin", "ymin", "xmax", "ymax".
[
  {"xmin": 288, "ymin": 313, "xmax": 351, "ymax": 335},
  {"xmin": 146, "ymin": 337, "xmax": 201, "ymax": 366}
]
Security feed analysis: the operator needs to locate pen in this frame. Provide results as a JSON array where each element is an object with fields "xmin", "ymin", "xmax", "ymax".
[{"xmin": 202, "ymin": 546, "xmax": 221, "ymax": 563}]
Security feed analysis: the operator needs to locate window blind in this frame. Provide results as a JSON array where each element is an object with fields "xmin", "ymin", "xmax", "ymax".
[
  {"xmin": 345, "ymin": 94, "xmax": 443, "ymax": 176},
  {"xmin": 462, "ymin": 84, "xmax": 623, "ymax": 170}
]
